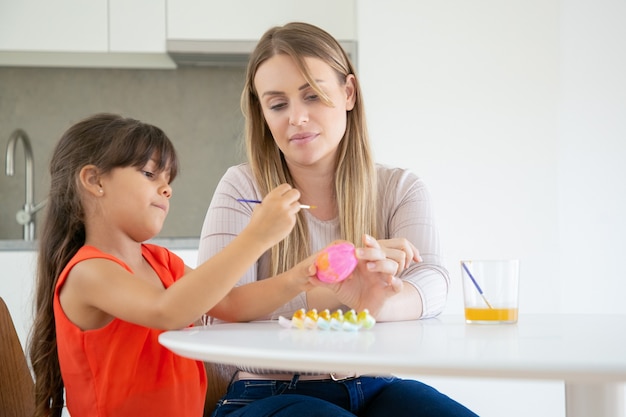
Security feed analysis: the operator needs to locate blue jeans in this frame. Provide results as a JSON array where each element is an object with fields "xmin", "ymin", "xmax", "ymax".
[{"xmin": 211, "ymin": 375, "xmax": 479, "ymax": 417}]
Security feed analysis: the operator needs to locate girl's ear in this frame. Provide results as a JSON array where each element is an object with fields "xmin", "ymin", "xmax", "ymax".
[
  {"xmin": 345, "ymin": 74, "xmax": 357, "ymax": 111},
  {"xmin": 79, "ymin": 165, "xmax": 103, "ymax": 197}
]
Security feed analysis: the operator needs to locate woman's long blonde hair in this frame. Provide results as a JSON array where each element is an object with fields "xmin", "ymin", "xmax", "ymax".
[{"xmin": 241, "ymin": 22, "xmax": 377, "ymax": 275}]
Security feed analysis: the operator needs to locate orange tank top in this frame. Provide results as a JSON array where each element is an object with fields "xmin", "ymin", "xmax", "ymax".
[{"xmin": 54, "ymin": 244, "xmax": 207, "ymax": 417}]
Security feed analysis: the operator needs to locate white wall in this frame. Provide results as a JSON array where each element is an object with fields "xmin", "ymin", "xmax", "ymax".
[
  {"xmin": 358, "ymin": 0, "xmax": 561, "ymax": 316},
  {"xmin": 557, "ymin": 0, "xmax": 626, "ymax": 314},
  {"xmin": 357, "ymin": 0, "xmax": 626, "ymax": 314},
  {"xmin": 357, "ymin": 1, "xmax": 626, "ymax": 416}
]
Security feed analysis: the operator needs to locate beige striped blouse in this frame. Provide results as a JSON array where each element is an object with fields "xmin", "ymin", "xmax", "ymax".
[{"xmin": 197, "ymin": 163, "xmax": 449, "ymax": 375}]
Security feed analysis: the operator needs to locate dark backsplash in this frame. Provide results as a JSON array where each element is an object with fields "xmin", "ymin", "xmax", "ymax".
[{"xmin": 0, "ymin": 65, "xmax": 247, "ymax": 239}]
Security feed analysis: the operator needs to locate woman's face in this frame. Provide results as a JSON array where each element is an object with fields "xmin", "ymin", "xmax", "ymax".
[{"xmin": 254, "ymin": 54, "xmax": 356, "ymax": 170}]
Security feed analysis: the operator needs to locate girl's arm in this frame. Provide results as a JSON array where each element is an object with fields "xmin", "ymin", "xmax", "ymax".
[
  {"xmin": 206, "ymin": 257, "xmax": 316, "ymax": 322},
  {"xmin": 198, "ymin": 167, "xmax": 313, "ymax": 321},
  {"xmin": 60, "ymin": 184, "xmax": 300, "ymax": 330}
]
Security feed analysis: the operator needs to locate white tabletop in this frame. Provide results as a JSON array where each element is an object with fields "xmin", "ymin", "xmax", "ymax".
[
  {"xmin": 159, "ymin": 314, "xmax": 626, "ymax": 382},
  {"xmin": 159, "ymin": 314, "xmax": 626, "ymax": 417}
]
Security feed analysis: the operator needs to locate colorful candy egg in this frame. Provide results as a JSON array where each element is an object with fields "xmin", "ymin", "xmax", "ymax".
[
  {"xmin": 357, "ymin": 309, "xmax": 376, "ymax": 329},
  {"xmin": 343, "ymin": 309, "xmax": 360, "ymax": 331},
  {"xmin": 315, "ymin": 242, "xmax": 358, "ymax": 283},
  {"xmin": 278, "ymin": 308, "xmax": 375, "ymax": 331},
  {"xmin": 317, "ymin": 309, "xmax": 331, "ymax": 330},
  {"xmin": 329, "ymin": 309, "xmax": 344, "ymax": 331},
  {"xmin": 304, "ymin": 308, "xmax": 319, "ymax": 329},
  {"xmin": 291, "ymin": 308, "xmax": 306, "ymax": 329}
]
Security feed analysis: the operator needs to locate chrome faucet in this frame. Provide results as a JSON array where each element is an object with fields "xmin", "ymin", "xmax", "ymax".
[{"xmin": 5, "ymin": 129, "xmax": 47, "ymax": 241}]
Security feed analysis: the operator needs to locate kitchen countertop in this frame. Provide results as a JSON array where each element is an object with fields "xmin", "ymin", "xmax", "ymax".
[{"xmin": 0, "ymin": 237, "xmax": 200, "ymax": 251}]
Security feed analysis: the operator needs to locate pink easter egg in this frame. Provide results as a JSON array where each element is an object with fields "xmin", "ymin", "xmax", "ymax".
[{"xmin": 315, "ymin": 242, "xmax": 358, "ymax": 283}]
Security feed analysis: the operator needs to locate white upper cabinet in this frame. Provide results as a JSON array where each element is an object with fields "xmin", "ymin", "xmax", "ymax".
[
  {"xmin": 0, "ymin": 0, "xmax": 108, "ymax": 52},
  {"xmin": 165, "ymin": 0, "xmax": 357, "ymax": 66},
  {"xmin": 109, "ymin": 0, "xmax": 167, "ymax": 53},
  {"xmin": 167, "ymin": 0, "xmax": 356, "ymax": 41},
  {"xmin": 0, "ymin": 0, "xmax": 356, "ymax": 67},
  {"xmin": 0, "ymin": 0, "xmax": 173, "ymax": 68}
]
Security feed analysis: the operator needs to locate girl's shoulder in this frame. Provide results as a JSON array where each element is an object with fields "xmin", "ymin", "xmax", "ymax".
[
  {"xmin": 141, "ymin": 244, "xmax": 185, "ymax": 278},
  {"xmin": 69, "ymin": 245, "xmax": 124, "ymax": 267},
  {"xmin": 141, "ymin": 243, "xmax": 172, "ymax": 261}
]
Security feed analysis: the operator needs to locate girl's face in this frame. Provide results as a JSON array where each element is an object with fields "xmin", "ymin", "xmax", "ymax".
[
  {"xmin": 98, "ymin": 159, "xmax": 172, "ymax": 242},
  {"xmin": 254, "ymin": 54, "xmax": 356, "ymax": 170}
]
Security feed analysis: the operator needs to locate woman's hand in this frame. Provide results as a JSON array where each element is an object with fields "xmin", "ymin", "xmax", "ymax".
[
  {"xmin": 310, "ymin": 235, "xmax": 409, "ymax": 315},
  {"xmin": 375, "ymin": 236, "xmax": 422, "ymax": 274}
]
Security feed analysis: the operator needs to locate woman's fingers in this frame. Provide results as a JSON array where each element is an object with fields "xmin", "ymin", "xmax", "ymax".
[{"xmin": 366, "ymin": 235, "xmax": 422, "ymax": 271}]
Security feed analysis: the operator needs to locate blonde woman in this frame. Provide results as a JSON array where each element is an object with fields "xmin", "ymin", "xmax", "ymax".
[{"xmin": 198, "ymin": 22, "xmax": 478, "ymax": 417}]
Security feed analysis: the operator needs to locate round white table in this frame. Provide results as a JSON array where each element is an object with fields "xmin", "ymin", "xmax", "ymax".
[{"xmin": 159, "ymin": 314, "xmax": 626, "ymax": 417}]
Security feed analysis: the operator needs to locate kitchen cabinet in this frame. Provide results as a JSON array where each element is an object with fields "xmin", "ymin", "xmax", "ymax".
[
  {"xmin": 0, "ymin": 0, "xmax": 356, "ymax": 68},
  {"xmin": 0, "ymin": 0, "xmax": 173, "ymax": 68},
  {"xmin": 167, "ymin": 0, "xmax": 356, "ymax": 41},
  {"xmin": 166, "ymin": 0, "xmax": 357, "ymax": 66},
  {"xmin": 109, "ymin": 0, "xmax": 167, "ymax": 53},
  {"xmin": 0, "ymin": 0, "xmax": 108, "ymax": 52}
]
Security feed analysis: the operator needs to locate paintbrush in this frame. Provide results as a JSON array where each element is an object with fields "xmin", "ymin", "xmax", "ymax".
[{"xmin": 236, "ymin": 199, "xmax": 317, "ymax": 209}]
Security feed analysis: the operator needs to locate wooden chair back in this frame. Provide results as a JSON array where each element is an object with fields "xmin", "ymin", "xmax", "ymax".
[
  {"xmin": 203, "ymin": 361, "xmax": 236, "ymax": 416},
  {"xmin": 0, "ymin": 296, "xmax": 35, "ymax": 417}
]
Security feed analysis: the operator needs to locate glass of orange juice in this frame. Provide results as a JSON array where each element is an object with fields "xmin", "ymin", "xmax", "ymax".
[{"xmin": 461, "ymin": 260, "xmax": 519, "ymax": 324}]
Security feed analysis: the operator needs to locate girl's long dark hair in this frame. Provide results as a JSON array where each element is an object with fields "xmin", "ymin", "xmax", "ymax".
[{"xmin": 28, "ymin": 113, "xmax": 178, "ymax": 416}]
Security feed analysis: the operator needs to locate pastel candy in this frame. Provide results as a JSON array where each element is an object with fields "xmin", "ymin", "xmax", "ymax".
[
  {"xmin": 343, "ymin": 309, "xmax": 360, "ymax": 331},
  {"xmin": 315, "ymin": 242, "xmax": 358, "ymax": 283},
  {"xmin": 357, "ymin": 309, "xmax": 376, "ymax": 329},
  {"xmin": 317, "ymin": 309, "xmax": 331, "ymax": 330},
  {"xmin": 304, "ymin": 309, "xmax": 319, "ymax": 329},
  {"xmin": 278, "ymin": 308, "xmax": 375, "ymax": 331},
  {"xmin": 329, "ymin": 309, "xmax": 344, "ymax": 331},
  {"xmin": 291, "ymin": 308, "xmax": 306, "ymax": 329}
]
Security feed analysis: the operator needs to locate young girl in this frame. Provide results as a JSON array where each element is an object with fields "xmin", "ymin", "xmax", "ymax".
[{"xmin": 28, "ymin": 113, "xmax": 303, "ymax": 417}]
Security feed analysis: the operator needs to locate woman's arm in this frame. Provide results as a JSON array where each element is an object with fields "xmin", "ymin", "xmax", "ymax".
[
  {"xmin": 382, "ymin": 170, "xmax": 449, "ymax": 319},
  {"xmin": 308, "ymin": 169, "xmax": 449, "ymax": 321}
]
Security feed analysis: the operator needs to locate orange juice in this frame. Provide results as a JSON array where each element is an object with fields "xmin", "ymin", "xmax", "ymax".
[{"xmin": 465, "ymin": 307, "xmax": 518, "ymax": 323}]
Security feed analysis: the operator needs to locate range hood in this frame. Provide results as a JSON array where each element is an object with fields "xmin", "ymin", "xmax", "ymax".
[
  {"xmin": 167, "ymin": 40, "xmax": 256, "ymax": 66},
  {"xmin": 167, "ymin": 40, "xmax": 357, "ymax": 67}
]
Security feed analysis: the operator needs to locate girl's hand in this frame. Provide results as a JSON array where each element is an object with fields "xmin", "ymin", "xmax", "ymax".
[
  {"xmin": 247, "ymin": 184, "xmax": 301, "ymax": 248},
  {"xmin": 286, "ymin": 253, "xmax": 318, "ymax": 293}
]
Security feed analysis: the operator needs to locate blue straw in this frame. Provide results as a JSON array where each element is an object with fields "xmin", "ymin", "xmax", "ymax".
[{"xmin": 462, "ymin": 262, "xmax": 494, "ymax": 309}]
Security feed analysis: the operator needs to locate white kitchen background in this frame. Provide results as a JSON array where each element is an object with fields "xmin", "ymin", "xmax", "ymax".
[{"xmin": 2, "ymin": 1, "xmax": 625, "ymax": 416}]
